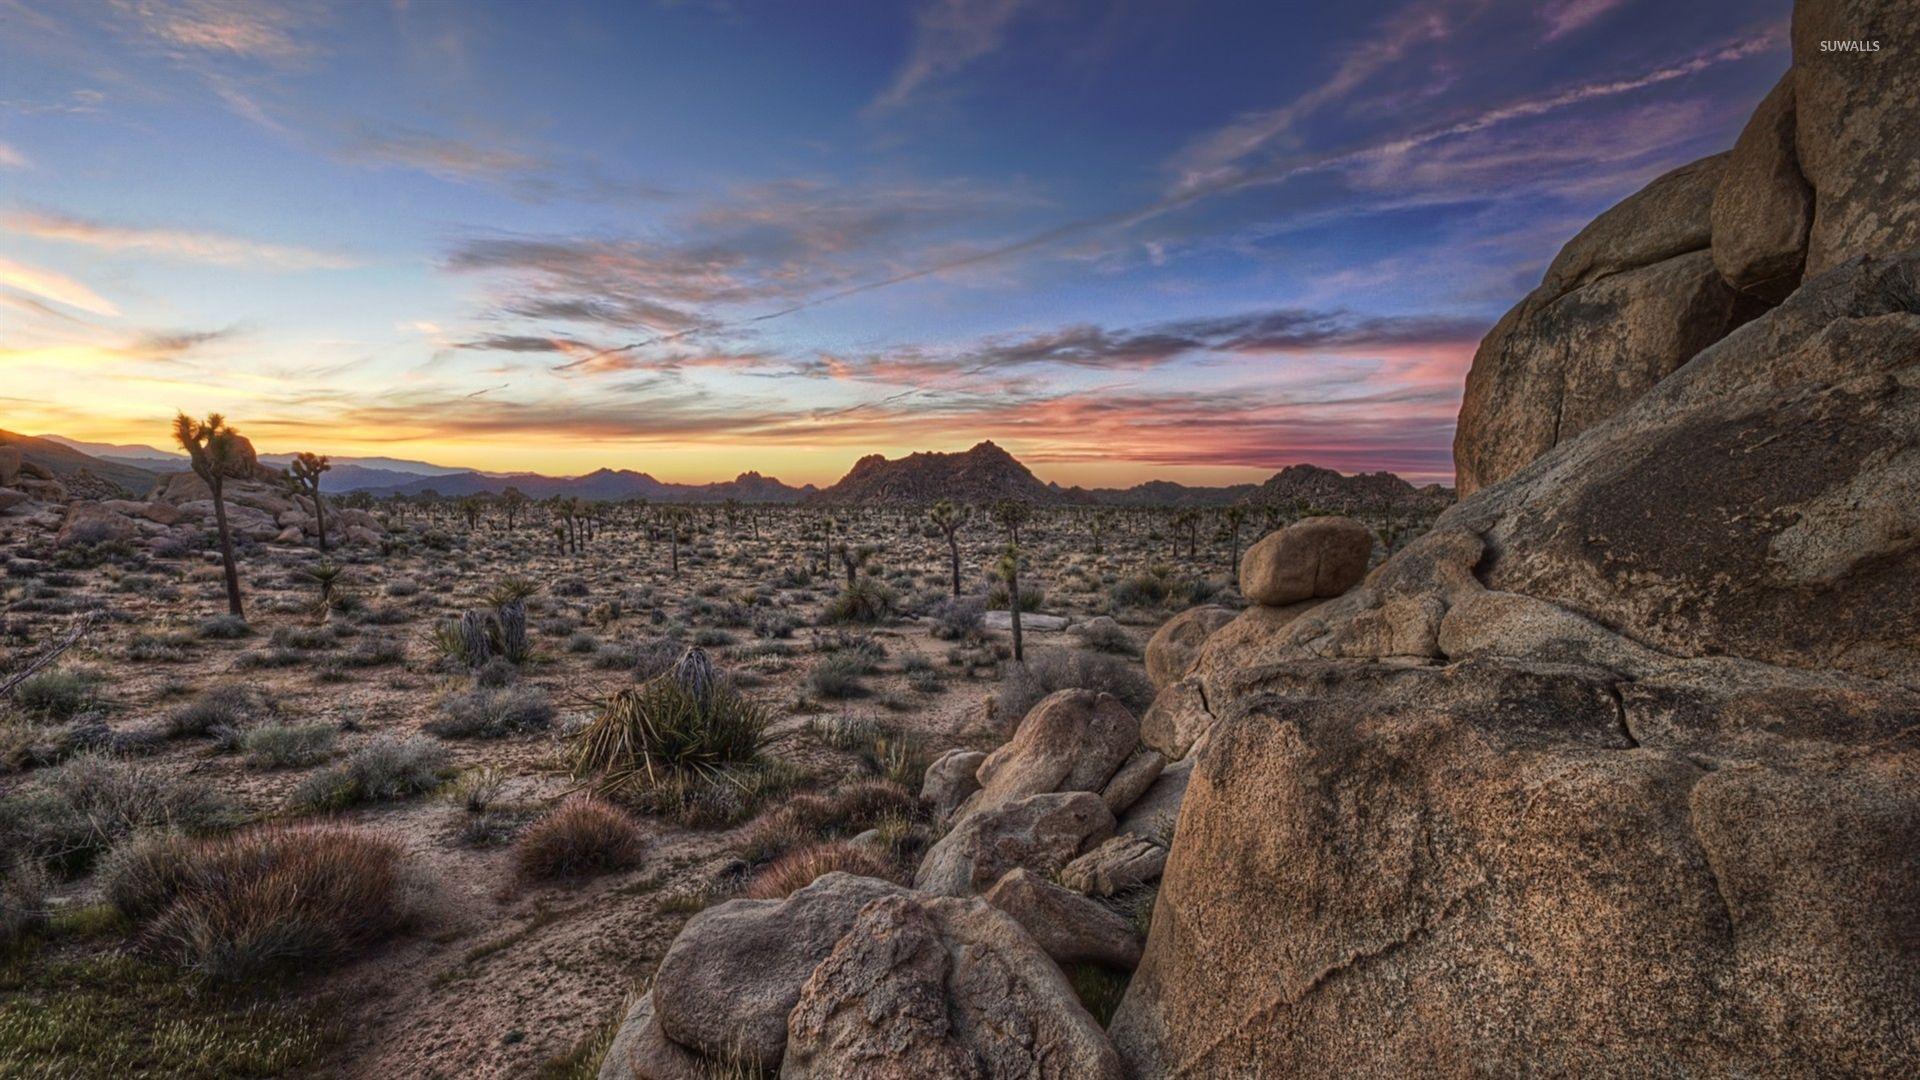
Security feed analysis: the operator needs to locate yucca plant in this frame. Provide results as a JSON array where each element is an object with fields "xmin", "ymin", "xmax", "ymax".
[
  {"xmin": 299, "ymin": 562, "xmax": 346, "ymax": 611},
  {"xmin": 567, "ymin": 648, "xmax": 767, "ymax": 798}
]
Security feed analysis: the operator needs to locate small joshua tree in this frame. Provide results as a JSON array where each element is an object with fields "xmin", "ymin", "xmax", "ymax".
[
  {"xmin": 928, "ymin": 500, "xmax": 970, "ymax": 597},
  {"xmin": 173, "ymin": 412, "xmax": 248, "ymax": 617},
  {"xmin": 1224, "ymin": 505, "xmax": 1247, "ymax": 572},
  {"xmin": 991, "ymin": 500, "xmax": 1033, "ymax": 662},
  {"xmin": 286, "ymin": 452, "xmax": 331, "ymax": 551},
  {"xmin": 300, "ymin": 562, "xmax": 345, "ymax": 612}
]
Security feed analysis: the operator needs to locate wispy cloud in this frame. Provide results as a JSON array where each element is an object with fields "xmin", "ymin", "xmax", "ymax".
[
  {"xmin": 117, "ymin": 0, "xmax": 318, "ymax": 64},
  {"xmin": 870, "ymin": 0, "xmax": 1038, "ymax": 114},
  {"xmin": 4, "ymin": 208, "xmax": 355, "ymax": 269},
  {"xmin": 0, "ymin": 254, "xmax": 120, "ymax": 316},
  {"xmin": 0, "ymin": 140, "xmax": 26, "ymax": 169},
  {"xmin": 1540, "ymin": 0, "xmax": 1630, "ymax": 41}
]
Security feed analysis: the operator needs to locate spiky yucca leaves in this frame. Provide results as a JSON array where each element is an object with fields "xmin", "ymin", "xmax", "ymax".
[{"xmin": 567, "ymin": 652, "xmax": 767, "ymax": 798}]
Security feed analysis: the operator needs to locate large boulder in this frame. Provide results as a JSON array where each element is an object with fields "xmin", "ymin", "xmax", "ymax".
[
  {"xmin": 1237, "ymin": 516, "xmax": 1373, "ymax": 606},
  {"xmin": 1060, "ymin": 833, "xmax": 1168, "ymax": 897},
  {"xmin": 1793, "ymin": 0, "xmax": 1920, "ymax": 276},
  {"xmin": 1144, "ymin": 605, "xmax": 1234, "ymax": 689},
  {"xmin": 1712, "ymin": 73, "xmax": 1812, "ymax": 301},
  {"xmin": 650, "ymin": 872, "xmax": 909, "ymax": 1069},
  {"xmin": 0, "ymin": 487, "xmax": 27, "ymax": 513},
  {"xmin": 1453, "ymin": 248, "xmax": 1763, "ymax": 496},
  {"xmin": 782, "ymin": 893, "xmax": 1125, "ymax": 1079},
  {"xmin": 958, "ymin": 689, "xmax": 1138, "ymax": 817},
  {"xmin": 916, "ymin": 791, "xmax": 1115, "ymax": 897},
  {"xmin": 0, "ymin": 446, "xmax": 20, "ymax": 486},
  {"xmin": 56, "ymin": 504, "xmax": 137, "ymax": 548}
]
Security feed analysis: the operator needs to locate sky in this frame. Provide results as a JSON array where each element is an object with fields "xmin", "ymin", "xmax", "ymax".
[{"xmin": 0, "ymin": 0, "xmax": 1792, "ymax": 487}]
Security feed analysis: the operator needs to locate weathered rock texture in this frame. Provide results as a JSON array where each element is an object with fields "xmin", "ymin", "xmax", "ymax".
[
  {"xmin": 782, "ymin": 893, "xmax": 1125, "ymax": 1079},
  {"xmin": 915, "ymin": 791, "xmax": 1114, "ymax": 897}
]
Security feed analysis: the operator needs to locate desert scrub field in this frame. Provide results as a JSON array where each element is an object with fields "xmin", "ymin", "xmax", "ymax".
[{"xmin": 0, "ymin": 495, "xmax": 1429, "ymax": 1076}]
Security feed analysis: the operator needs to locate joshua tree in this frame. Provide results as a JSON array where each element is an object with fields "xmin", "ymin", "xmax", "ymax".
[
  {"xmin": 500, "ymin": 486, "xmax": 528, "ymax": 531},
  {"xmin": 928, "ymin": 500, "xmax": 970, "ymax": 596},
  {"xmin": 991, "ymin": 499, "xmax": 1034, "ymax": 662},
  {"xmin": 286, "ymin": 451, "xmax": 332, "ymax": 551},
  {"xmin": 836, "ymin": 542, "xmax": 877, "ymax": 588},
  {"xmin": 665, "ymin": 507, "xmax": 686, "ymax": 575},
  {"xmin": 1224, "ymin": 505, "xmax": 1247, "ymax": 572},
  {"xmin": 173, "ymin": 412, "xmax": 247, "ymax": 617}
]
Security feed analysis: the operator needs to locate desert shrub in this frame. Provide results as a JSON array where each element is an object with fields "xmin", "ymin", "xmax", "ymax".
[
  {"xmin": 823, "ymin": 579, "xmax": 895, "ymax": 624},
  {"xmin": 101, "ymin": 825, "xmax": 407, "ymax": 981},
  {"xmin": 622, "ymin": 760, "xmax": 809, "ymax": 829},
  {"xmin": 239, "ymin": 723, "xmax": 336, "ymax": 768},
  {"xmin": 167, "ymin": 684, "xmax": 264, "ymax": 738},
  {"xmin": 741, "ymin": 841, "xmax": 897, "ymax": 900},
  {"xmin": 997, "ymin": 647, "xmax": 1155, "ymax": 723},
  {"xmin": 13, "ymin": 669, "xmax": 101, "ymax": 720},
  {"xmin": 289, "ymin": 736, "xmax": 451, "ymax": 812},
  {"xmin": 1, "ymin": 857, "xmax": 49, "ymax": 949},
  {"xmin": 426, "ymin": 685, "xmax": 554, "ymax": 739},
  {"xmin": 564, "ymin": 631, "xmax": 598, "ymax": 654},
  {"xmin": 339, "ymin": 634, "xmax": 405, "ymax": 667},
  {"xmin": 270, "ymin": 625, "xmax": 339, "ymax": 651},
  {"xmin": 805, "ymin": 653, "xmax": 869, "ymax": 699},
  {"xmin": 986, "ymin": 580, "xmax": 1046, "ymax": 613},
  {"xmin": 475, "ymin": 656, "xmax": 518, "ymax": 687},
  {"xmin": 928, "ymin": 595, "xmax": 985, "ymax": 640},
  {"xmin": 1073, "ymin": 619, "xmax": 1137, "ymax": 655},
  {"xmin": 126, "ymin": 631, "xmax": 196, "ymax": 662},
  {"xmin": 1110, "ymin": 568, "xmax": 1173, "ymax": 608},
  {"xmin": 512, "ymin": 798, "xmax": 644, "ymax": 882},
  {"xmin": 0, "ymin": 754, "xmax": 238, "ymax": 872},
  {"xmin": 195, "ymin": 613, "xmax": 253, "ymax": 640},
  {"xmin": 568, "ymin": 658, "xmax": 767, "ymax": 798}
]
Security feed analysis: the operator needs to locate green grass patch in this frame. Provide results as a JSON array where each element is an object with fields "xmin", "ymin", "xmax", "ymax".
[{"xmin": 0, "ymin": 948, "xmax": 339, "ymax": 1078}]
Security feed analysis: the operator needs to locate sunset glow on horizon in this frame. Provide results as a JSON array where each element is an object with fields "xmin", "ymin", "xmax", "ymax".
[{"xmin": 1, "ymin": 0, "xmax": 1793, "ymax": 487}]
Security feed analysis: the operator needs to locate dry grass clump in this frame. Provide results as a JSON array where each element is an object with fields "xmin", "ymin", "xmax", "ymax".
[
  {"xmin": 1, "ymin": 857, "xmax": 50, "ymax": 949},
  {"xmin": 740, "ymin": 841, "xmax": 898, "ymax": 900},
  {"xmin": 734, "ymin": 778, "xmax": 920, "ymax": 863},
  {"xmin": 512, "ymin": 797, "xmax": 645, "ymax": 882},
  {"xmin": 166, "ymin": 683, "xmax": 265, "ymax": 738},
  {"xmin": 0, "ymin": 754, "xmax": 239, "ymax": 873},
  {"xmin": 100, "ymin": 824, "xmax": 408, "ymax": 981}
]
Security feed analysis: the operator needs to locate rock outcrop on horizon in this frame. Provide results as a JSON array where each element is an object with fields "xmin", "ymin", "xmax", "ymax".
[
  {"xmin": 1244, "ymin": 462, "xmax": 1452, "ymax": 515},
  {"xmin": 807, "ymin": 440, "xmax": 1067, "ymax": 506},
  {"xmin": 1112, "ymin": 5, "xmax": 1920, "ymax": 1074}
]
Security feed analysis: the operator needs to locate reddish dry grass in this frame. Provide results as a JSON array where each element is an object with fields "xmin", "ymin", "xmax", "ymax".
[
  {"xmin": 741, "ymin": 841, "xmax": 899, "ymax": 900},
  {"xmin": 104, "ymin": 824, "xmax": 407, "ymax": 981},
  {"xmin": 513, "ymin": 797, "xmax": 645, "ymax": 882},
  {"xmin": 733, "ymin": 778, "xmax": 919, "ymax": 863}
]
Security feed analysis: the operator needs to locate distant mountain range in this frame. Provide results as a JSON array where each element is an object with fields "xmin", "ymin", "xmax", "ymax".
[
  {"xmin": 359, "ymin": 468, "xmax": 817, "ymax": 504},
  {"xmin": 15, "ymin": 432, "xmax": 1451, "ymax": 510}
]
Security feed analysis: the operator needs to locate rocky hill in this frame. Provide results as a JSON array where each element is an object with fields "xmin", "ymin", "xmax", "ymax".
[
  {"xmin": 807, "ymin": 440, "xmax": 1066, "ymax": 506},
  {"xmin": 1244, "ymin": 463, "xmax": 1452, "ymax": 514},
  {"xmin": 0, "ymin": 429, "xmax": 157, "ymax": 497}
]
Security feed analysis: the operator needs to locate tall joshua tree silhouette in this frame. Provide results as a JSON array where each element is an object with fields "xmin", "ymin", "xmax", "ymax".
[
  {"xmin": 928, "ymin": 499, "xmax": 970, "ymax": 597},
  {"xmin": 173, "ymin": 412, "xmax": 248, "ymax": 617},
  {"xmin": 287, "ymin": 451, "xmax": 331, "ymax": 551}
]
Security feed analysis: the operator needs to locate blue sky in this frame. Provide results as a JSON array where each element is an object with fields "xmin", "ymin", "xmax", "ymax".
[{"xmin": 0, "ymin": 0, "xmax": 1791, "ymax": 485}]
